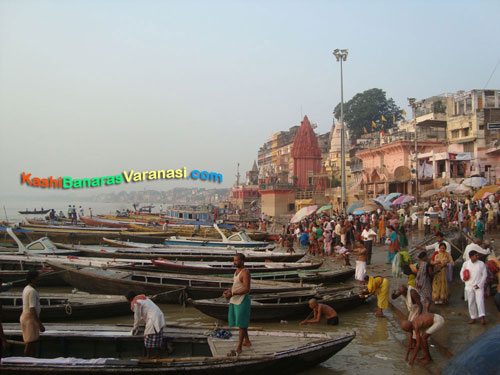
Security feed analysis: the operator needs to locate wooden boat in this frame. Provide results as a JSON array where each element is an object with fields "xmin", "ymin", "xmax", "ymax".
[
  {"xmin": 165, "ymin": 232, "xmax": 271, "ymax": 249},
  {"xmin": 150, "ymin": 259, "xmax": 322, "ymax": 275},
  {"xmin": 190, "ymin": 286, "xmax": 365, "ymax": 322},
  {"xmin": 1, "ymin": 324, "xmax": 355, "ymax": 375},
  {"xmin": 3, "ymin": 227, "xmax": 79, "ymax": 256},
  {"xmin": 57, "ymin": 243, "xmax": 305, "ymax": 263},
  {"xmin": 0, "ymin": 269, "xmax": 68, "ymax": 287},
  {"xmin": 0, "ymin": 293, "xmax": 129, "ymax": 322},
  {"xmin": 222, "ymin": 267, "xmax": 355, "ymax": 285},
  {"xmin": 18, "ymin": 208, "xmax": 51, "ymax": 215},
  {"xmin": 47, "ymin": 261, "xmax": 316, "ymax": 302},
  {"xmin": 79, "ymin": 216, "xmax": 136, "ymax": 229}
]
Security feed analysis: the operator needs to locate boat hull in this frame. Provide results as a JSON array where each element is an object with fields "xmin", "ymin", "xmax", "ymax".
[{"xmin": 1, "ymin": 325, "xmax": 355, "ymax": 375}]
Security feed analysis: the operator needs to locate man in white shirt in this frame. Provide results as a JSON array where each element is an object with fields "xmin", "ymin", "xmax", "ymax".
[
  {"xmin": 416, "ymin": 232, "xmax": 451, "ymax": 255},
  {"xmin": 21, "ymin": 270, "xmax": 44, "ymax": 356},
  {"xmin": 361, "ymin": 223, "xmax": 377, "ymax": 265},
  {"xmin": 463, "ymin": 239, "xmax": 489, "ymax": 261},
  {"xmin": 127, "ymin": 291, "xmax": 167, "ymax": 358},
  {"xmin": 460, "ymin": 251, "xmax": 488, "ymax": 325}
]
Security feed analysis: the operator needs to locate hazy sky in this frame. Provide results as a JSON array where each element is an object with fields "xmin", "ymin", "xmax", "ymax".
[{"xmin": 1, "ymin": 0, "xmax": 500, "ymax": 198}]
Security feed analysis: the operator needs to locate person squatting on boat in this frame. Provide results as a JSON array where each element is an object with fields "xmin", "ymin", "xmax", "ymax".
[
  {"xmin": 223, "ymin": 253, "xmax": 251, "ymax": 355},
  {"xmin": 126, "ymin": 291, "xmax": 168, "ymax": 358},
  {"xmin": 299, "ymin": 298, "xmax": 339, "ymax": 326},
  {"xmin": 21, "ymin": 270, "xmax": 44, "ymax": 357}
]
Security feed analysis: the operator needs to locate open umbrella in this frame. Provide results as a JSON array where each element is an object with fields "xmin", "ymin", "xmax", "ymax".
[
  {"xmin": 376, "ymin": 195, "xmax": 387, "ymax": 201},
  {"xmin": 472, "ymin": 185, "xmax": 499, "ymax": 200},
  {"xmin": 347, "ymin": 200, "xmax": 364, "ymax": 214},
  {"xmin": 370, "ymin": 198, "xmax": 392, "ymax": 211},
  {"xmin": 421, "ymin": 189, "xmax": 441, "ymax": 198},
  {"xmin": 392, "ymin": 195, "xmax": 415, "ymax": 205},
  {"xmin": 440, "ymin": 183, "xmax": 460, "ymax": 193},
  {"xmin": 462, "ymin": 177, "xmax": 487, "ymax": 188},
  {"xmin": 384, "ymin": 192, "xmax": 402, "ymax": 202},
  {"xmin": 290, "ymin": 205, "xmax": 318, "ymax": 223},
  {"xmin": 451, "ymin": 184, "xmax": 471, "ymax": 195},
  {"xmin": 316, "ymin": 204, "xmax": 333, "ymax": 214}
]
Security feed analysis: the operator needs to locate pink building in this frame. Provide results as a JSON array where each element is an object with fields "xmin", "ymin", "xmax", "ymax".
[
  {"xmin": 356, "ymin": 139, "xmax": 446, "ymax": 198},
  {"xmin": 291, "ymin": 116, "xmax": 323, "ymax": 190}
]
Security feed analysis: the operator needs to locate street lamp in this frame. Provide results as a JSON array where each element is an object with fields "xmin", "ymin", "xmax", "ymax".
[
  {"xmin": 407, "ymin": 97, "xmax": 423, "ymax": 205},
  {"xmin": 333, "ymin": 49, "xmax": 348, "ymax": 213}
]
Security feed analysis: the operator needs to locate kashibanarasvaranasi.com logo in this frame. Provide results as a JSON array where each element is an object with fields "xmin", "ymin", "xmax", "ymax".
[{"xmin": 20, "ymin": 168, "xmax": 223, "ymax": 189}]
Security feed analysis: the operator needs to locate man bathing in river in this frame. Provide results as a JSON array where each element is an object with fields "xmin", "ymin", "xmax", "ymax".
[
  {"xmin": 300, "ymin": 299, "xmax": 339, "ymax": 325},
  {"xmin": 223, "ymin": 253, "xmax": 251, "ymax": 355},
  {"xmin": 401, "ymin": 313, "xmax": 445, "ymax": 366}
]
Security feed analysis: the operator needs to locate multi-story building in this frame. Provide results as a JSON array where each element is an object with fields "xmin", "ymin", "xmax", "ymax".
[{"xmin": 446, "ymin": 90, "xmax": 500, "ymax": 179}]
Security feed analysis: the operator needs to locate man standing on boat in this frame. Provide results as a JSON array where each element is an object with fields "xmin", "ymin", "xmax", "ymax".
[
  {"xmin": 21, "ymin": 270, "xmax": 44, "ymax": 357},
  {"xmin": 127, "ymin": 291, "xmax": 167, "ymax": 358},
  {"xmin": 223, "ymin": 253, "xmax": 251, "ymax": 355}
]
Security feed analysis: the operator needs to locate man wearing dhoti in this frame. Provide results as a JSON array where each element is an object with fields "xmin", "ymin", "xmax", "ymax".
[
  {"xmin": 20, "ymin": 270, "xmax": 44, "ymax": 356},
  {"xmin": 223, "ymin": 253, "xmax": 251, "ymax": 355},
  {"xmin": 460, "ymin": 250, "xmax": 488, "ymax": 325}
]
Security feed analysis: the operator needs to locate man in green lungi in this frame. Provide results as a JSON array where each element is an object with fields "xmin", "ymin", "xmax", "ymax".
[{"xmin": 223, "ymin": 253, "xmax": 251, "ymax": 354}]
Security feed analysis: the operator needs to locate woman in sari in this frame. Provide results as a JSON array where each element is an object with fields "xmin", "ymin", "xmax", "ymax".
[
  {"xmin": 430, "ymin": 242, "xmax": 454, "ymax": 304},
  {"xmin": 378, "ymin": 216, "xmax": 386, "ymax": 245},
  {"xmin": 360, "ymin": 275, "xmax": 390, "ymax": 317},
  {"xmin": 387, "ymin": 226, "xmax": 399, "ymax": 264}
]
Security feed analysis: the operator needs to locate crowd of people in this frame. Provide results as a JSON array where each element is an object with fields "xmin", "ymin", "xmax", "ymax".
[{"xmin": 275, "ymin": 193, "xmax": 500, "ymax": 365}]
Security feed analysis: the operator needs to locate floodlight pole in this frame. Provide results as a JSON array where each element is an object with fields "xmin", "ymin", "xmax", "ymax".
[{"xmin": 333, "ymin": 49, "xmax": 348, "ymax": 213}]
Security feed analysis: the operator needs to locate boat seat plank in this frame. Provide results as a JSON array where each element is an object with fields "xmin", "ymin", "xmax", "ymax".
[{"xmin": 207, "ymin": 336, "xmax": 320, "ymax": 357}]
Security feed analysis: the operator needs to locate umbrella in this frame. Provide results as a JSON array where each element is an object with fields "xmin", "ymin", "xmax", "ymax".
[
  {"xmin": 370, "ymin": 198, "xmax": 392, "ymax": 211},
  {"xmin": 290, "ymin": 205, "xmax": 318, "ymax": 223},
  {"xmin": 316, "ymin": 204, "xmax": 333, "ymax": 214},
  {"xmin": 421, "ymin": 189, "xmax": 441, "ymax": 198},
  {"xmin": 392, "ymin": 195, "xmax": 415, "ymax": 205},
  {"xmin": 462, "ymin": 177, "xmax": 487, "ymax": 188},
  {"xmin": 482, "ymin": 192, "xmax": 493, "ymax": 200},
  {"xmin": 384, "ymin": 192, "xmax": 402, "ymax": 202},
  {"xmin": 451, "ymin": 184, "xmax": 471, "ymax": 195},
  {"xmin": 347, "ymin": 200, "xmax": 364, "ymax": 214},
  {"xmin": 353, "ymin": 209, "xmax": 366, "ymax": 215},
  {"xmin": 376, "ymin": 195, "xmax": 387, "ymax": 201},
  {"xmin": 439, "ymin": 183, "xmax": 460, "ymax": 193},
  {"xmin": 472, "ymin": 185, "xmax": 499, "ymax": 200}
]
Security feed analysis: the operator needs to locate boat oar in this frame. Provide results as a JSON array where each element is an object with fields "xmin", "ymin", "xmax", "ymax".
[
  {"xmin": 443, "ymin": 236, "xmax": 464, "ymax": 255},
  {"xmin": 8, "ymin": 269, "xmax": 68, "ymax": 287},
  {"xmin": 138, "ymin": 354, "xmax": 275, "ymax": 364},
  {"xmin": 149, "ymin": 287, "xmax": 187, "ymax": 305}
]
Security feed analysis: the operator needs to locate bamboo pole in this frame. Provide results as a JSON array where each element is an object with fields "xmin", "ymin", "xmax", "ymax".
[{"xmin": 138, "ymin": 354, "xmax": 275, "ymax": 364}]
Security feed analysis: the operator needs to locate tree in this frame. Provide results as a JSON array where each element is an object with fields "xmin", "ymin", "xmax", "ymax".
[{"xmin": 334, "ymin": 88, "xmax": 403, "ymax": 140}]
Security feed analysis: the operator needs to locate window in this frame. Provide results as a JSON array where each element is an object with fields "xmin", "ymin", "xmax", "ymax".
[
  {"xmin": 464, "ymin": 142, "xmax": 474, "ymax": 153},
  {"xmin": 462, "ymin": 128, "xmax": 469, "ymax": 137},
  {"xmin": 451, "ymin": 130, "xmax": 459, "ymax": 138},
  {"xmin": 466, "ymin": 98, "xmax": 472, "ymax": 113}
]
